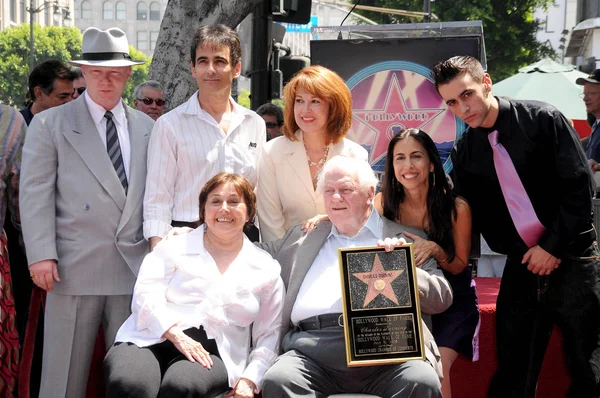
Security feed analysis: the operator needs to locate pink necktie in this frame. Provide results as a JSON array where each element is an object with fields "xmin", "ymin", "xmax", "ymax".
[{"xmin": 488, "ymin": 130, "xmax": 546, "ymax": 247}]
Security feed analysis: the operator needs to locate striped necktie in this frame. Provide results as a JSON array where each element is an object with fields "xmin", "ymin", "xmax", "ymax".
[
  {"xmin": 488, "ymin": 130, "xmax": 545, "ymax": 247},
  {"xmin": 104, "ymin": 111, "xmax": 128, "ymax": 193}
]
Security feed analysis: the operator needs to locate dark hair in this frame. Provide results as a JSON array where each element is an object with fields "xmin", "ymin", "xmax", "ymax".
[
  {"xmin": 256, "ymin": 103, "xmax": 283, "ymax": 126},
  {"xmin": 190, "ymin": 24, "xmax": 241, "ymax": 67},
  {"xmin": 381, "ymin": 128, "xmax": 458, "ymax": 261},
  {"xmin": 431, "ymin": 55, "xmax": 484, "ymax": 92},
  {"xmin": 28, "ymin": 60, "xmax": 78, "ymax": 102},
  {"xmin": 198, "ymin": 172, "xmax": 256, "ymax": 227}
]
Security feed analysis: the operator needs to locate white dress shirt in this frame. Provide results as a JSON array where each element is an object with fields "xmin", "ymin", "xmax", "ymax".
[
  {"xmin": 290, "ymin": 209, "xmax": 383, "ymax": 324},
  {"xmin": 143, "ymin": 92, "xmax": 266, "ymax": 239},
  {"xmin": 84, "ymin": 91, "xmax": 131, "ymax": 180},
  {"xmin": 115, "ymin": 226, "xmax": 285, "ymax": 391}
]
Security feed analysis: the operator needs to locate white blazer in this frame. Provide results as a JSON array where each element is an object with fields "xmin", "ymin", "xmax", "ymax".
[{"xmin": 257, "ymin": 130, "xmax": 369, "ymax": 242}]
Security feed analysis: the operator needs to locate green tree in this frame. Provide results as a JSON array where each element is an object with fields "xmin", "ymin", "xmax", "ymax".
[
  {"xmin": 123, "ymin": 46, "xmax": 151, "ymax": 106},
  {"xmin": 0, "ymin": 24, "xmax": 150, "ymax": 107},
  {"xmin": 238, "ymin": 88, "xmax": 251, "ymax": 109},
  {"xmin": 355, "ymin": 0, "xmax": 556, "ymax": 82}
]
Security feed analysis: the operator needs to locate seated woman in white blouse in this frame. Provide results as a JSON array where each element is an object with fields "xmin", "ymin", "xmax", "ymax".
[
  {"xmin": 104, "ymin": 173, "xmax": 285, "ymax": 398},
  {"xmin": 257, "ymin": 65, "xmax": 368, "ymax": 242}
]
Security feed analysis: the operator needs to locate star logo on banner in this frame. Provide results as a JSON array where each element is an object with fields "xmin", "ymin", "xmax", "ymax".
[
  {"xmin": 353, "ymin": 73, "xmax": 445, "ymax": 164},
  {"xmin": 354, "ymin": 253, "xmax": 404, "ymax": 308}
]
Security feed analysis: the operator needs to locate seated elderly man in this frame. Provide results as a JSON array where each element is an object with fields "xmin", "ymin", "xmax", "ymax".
[{"xmin": 259, "ymin": 155, "xmax": 453, "ymax": 398}]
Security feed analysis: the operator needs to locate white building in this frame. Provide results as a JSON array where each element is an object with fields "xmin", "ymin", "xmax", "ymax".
[
  {"xmin": 565, "ymin": 0, "xmax": 600, "ymax": 71},
  {"xmin": 73, "ymin": 0, "xmax": 166, "ymax": 57},
  {"xmin": 534, "ymin": 0, "xmax": 569, "ymax": 60},
  {"xmin": 0, "ymin": 0, "xmax": 74, "ymax": 31}
]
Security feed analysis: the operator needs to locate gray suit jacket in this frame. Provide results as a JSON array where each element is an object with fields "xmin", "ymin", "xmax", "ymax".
[
  {"xmin": 20, "ymin": 96, "xmax": 154, "ymax": 295},
  {"xmin": 259, "ymin": 214, "xmax": 453, "ymax": 378}
]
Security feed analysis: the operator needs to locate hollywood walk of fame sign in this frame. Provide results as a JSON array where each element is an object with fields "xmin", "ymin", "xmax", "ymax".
[{"xmin": 338, "ymin": 245, "xmax": 425, "ymax": 367}]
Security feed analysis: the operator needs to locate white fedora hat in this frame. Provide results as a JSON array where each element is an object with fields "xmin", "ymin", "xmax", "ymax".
[{"xmin": 70, "ymin": 27, "xmax": 145, "ymax": 67}]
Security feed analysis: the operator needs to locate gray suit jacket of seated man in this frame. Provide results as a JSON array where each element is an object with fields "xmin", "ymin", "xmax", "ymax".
[{"xmin": 257, "ymin": 215, "xmax": 454, "ymax": 379}]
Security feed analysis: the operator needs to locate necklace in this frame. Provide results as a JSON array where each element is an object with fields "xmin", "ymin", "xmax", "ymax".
[
  {"xmin": 304, "ymin": 142, "xmax": 330, "ymax": 188},
  {"xmin": 304, "ymin": 143, "xmax": 330, "ymax": 168}
]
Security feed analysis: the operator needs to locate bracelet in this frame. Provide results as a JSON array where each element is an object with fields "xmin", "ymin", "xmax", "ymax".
[{"xmin": 438, "ymin": 255, "xmax": 449, "ymax": 264}]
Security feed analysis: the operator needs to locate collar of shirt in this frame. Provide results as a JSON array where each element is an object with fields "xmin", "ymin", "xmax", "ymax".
[
  {"xmin": 327, "ymin": 207, "xmax": 383, "ymax": 242},
  {"xmin": 182, "ymin": 90, "xmax": 253, "ymax": 127},
  {"xmin": 84, "ymin": 91, "xmax": 127, "ymax": 129},
  {"xmin": 19, "ymin": 104, "xmax": 34, "ymax": 125},
  {"xmin": 474, "ymin": 97, "xmax": 512, "ymax": 143}
]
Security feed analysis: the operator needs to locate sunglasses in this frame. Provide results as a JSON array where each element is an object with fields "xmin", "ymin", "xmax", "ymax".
[
  {"xmin": 137, "ymin": 97, "xmax": 166, "ymax": 106},
  {"xmin": 265, "ymin": 122, "xmax": 279, "ymax": 129},
  {"xmin": 75, "ymin": 87, "xmax": 86, "ymax": 95}
]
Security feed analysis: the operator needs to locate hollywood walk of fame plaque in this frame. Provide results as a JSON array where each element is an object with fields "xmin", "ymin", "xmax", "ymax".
[{"xmin": 338, "ymin": 245, "xmax": 425, "ymax": 367}]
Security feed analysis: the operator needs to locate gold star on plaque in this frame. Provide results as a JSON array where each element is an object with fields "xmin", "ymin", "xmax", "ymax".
[{"xmin": 354, "ymin": 253, "xmax": 404, "ymax": 308}]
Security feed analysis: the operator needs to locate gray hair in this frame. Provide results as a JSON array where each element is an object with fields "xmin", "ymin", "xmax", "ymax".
[
  {"xmin": 134, "ymin": 80, "xmax": 164, "ymax": 99},
  {"xmin": 72, "ymin": 67, "xmax": 84, "ymax": 79},
  {"xmin": 316, "ymin": 155, "xmax": 378, "ymax": 195}
]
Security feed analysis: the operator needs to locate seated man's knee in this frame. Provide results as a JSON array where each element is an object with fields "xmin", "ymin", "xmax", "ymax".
[
  {"xmin": 388, "ymin": 361, "xmax": 441, "ymax": 398},
  {"xmin": 263, "ymin": 362, "xmax": 290, "ymax": 395},
  {"xmin": 263, "ymin": 352, "xmax": 310, "ymax": 396}
]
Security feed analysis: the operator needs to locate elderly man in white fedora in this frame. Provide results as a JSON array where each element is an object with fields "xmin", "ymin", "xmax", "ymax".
[{"xmin": 20, "ymin": 27, "xmax": 154, "ymax": 397}]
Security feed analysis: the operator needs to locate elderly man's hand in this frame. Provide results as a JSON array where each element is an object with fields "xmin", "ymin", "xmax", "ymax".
[
  {"xmin": 377, "ymin": 237, "xmax": 408, "ymax": 252},
  {"xmin": 403, "ymin": 231, "xmax": 442, "ymax": 267},
  {"xmin": 224, "ymin": 378, "xmax": 256, "ymax": 398},
  {"xmin": 589, "ymin": 159, "xmax": 600, "ymax": 173}
]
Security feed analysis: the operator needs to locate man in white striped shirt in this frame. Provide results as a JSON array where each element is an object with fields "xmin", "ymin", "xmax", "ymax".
[{"xmin": 144, "ymin": 25, "xmax": 266, "ymax": 250}]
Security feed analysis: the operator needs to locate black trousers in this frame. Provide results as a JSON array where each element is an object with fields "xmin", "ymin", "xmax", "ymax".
[
  {"xmin": 104, "ymin": 327, "xmax": 229, "ymax": 398},
  {"xmin": 488, "ymin": 241, "xmax": 600, "ymax": 398}
]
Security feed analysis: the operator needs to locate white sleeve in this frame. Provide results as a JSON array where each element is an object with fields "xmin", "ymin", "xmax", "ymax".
[
  {"xmin": 241, "ymin": 268, "xmax": 285, "ymax": 392},
  {"xmin": 143, "ymin": 118, "xmax": 177, "ymax": 239},
  {"xmin": 131, "ymin": 244, "xmax": 179, "ymax": 338}
]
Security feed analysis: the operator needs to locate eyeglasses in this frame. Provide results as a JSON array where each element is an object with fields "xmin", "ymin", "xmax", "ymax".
[
  {"xmin": 137, "ymin": 97, "xmax": 166, "ymax": 106},
  {"xmin": 580, "ymin": 92, "xmax": 600, "ymax": 98},
  {"xmin": 75, "ymin": 87, "xmax": 86, "ymax": 95},
  {"xmin": 265, "ymin": 122, "xmax": 279, "ymax": 129}
]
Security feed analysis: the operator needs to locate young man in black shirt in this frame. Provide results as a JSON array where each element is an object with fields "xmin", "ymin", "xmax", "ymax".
[{"xmin": 432, "ymin": 55, "xmax": 600, "ymax": 398}]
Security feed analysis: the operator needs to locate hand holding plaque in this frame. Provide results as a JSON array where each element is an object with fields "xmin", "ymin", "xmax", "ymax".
[{"xmin": 338, "ymin": 244, "xmax": 425, "ymax": 367}]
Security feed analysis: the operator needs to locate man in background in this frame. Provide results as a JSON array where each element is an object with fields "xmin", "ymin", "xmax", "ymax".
[
  {"xmin": 134, "ymin": 80, "xmax": 166, "ymax": 120},
  {"xmin": 256, "ymin": 103, "xmax": 283, "ymax": 140},
  {"xmin": 20, "ymin": 60, "xmax": 76, "ymax": 125},
  {"xmin": 72, "ymin": 67, "xmax": 87, "ymax": 99},
  {"xmin": 577, "ymin": 70, "xmax": 600, "ymax": 183}
]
